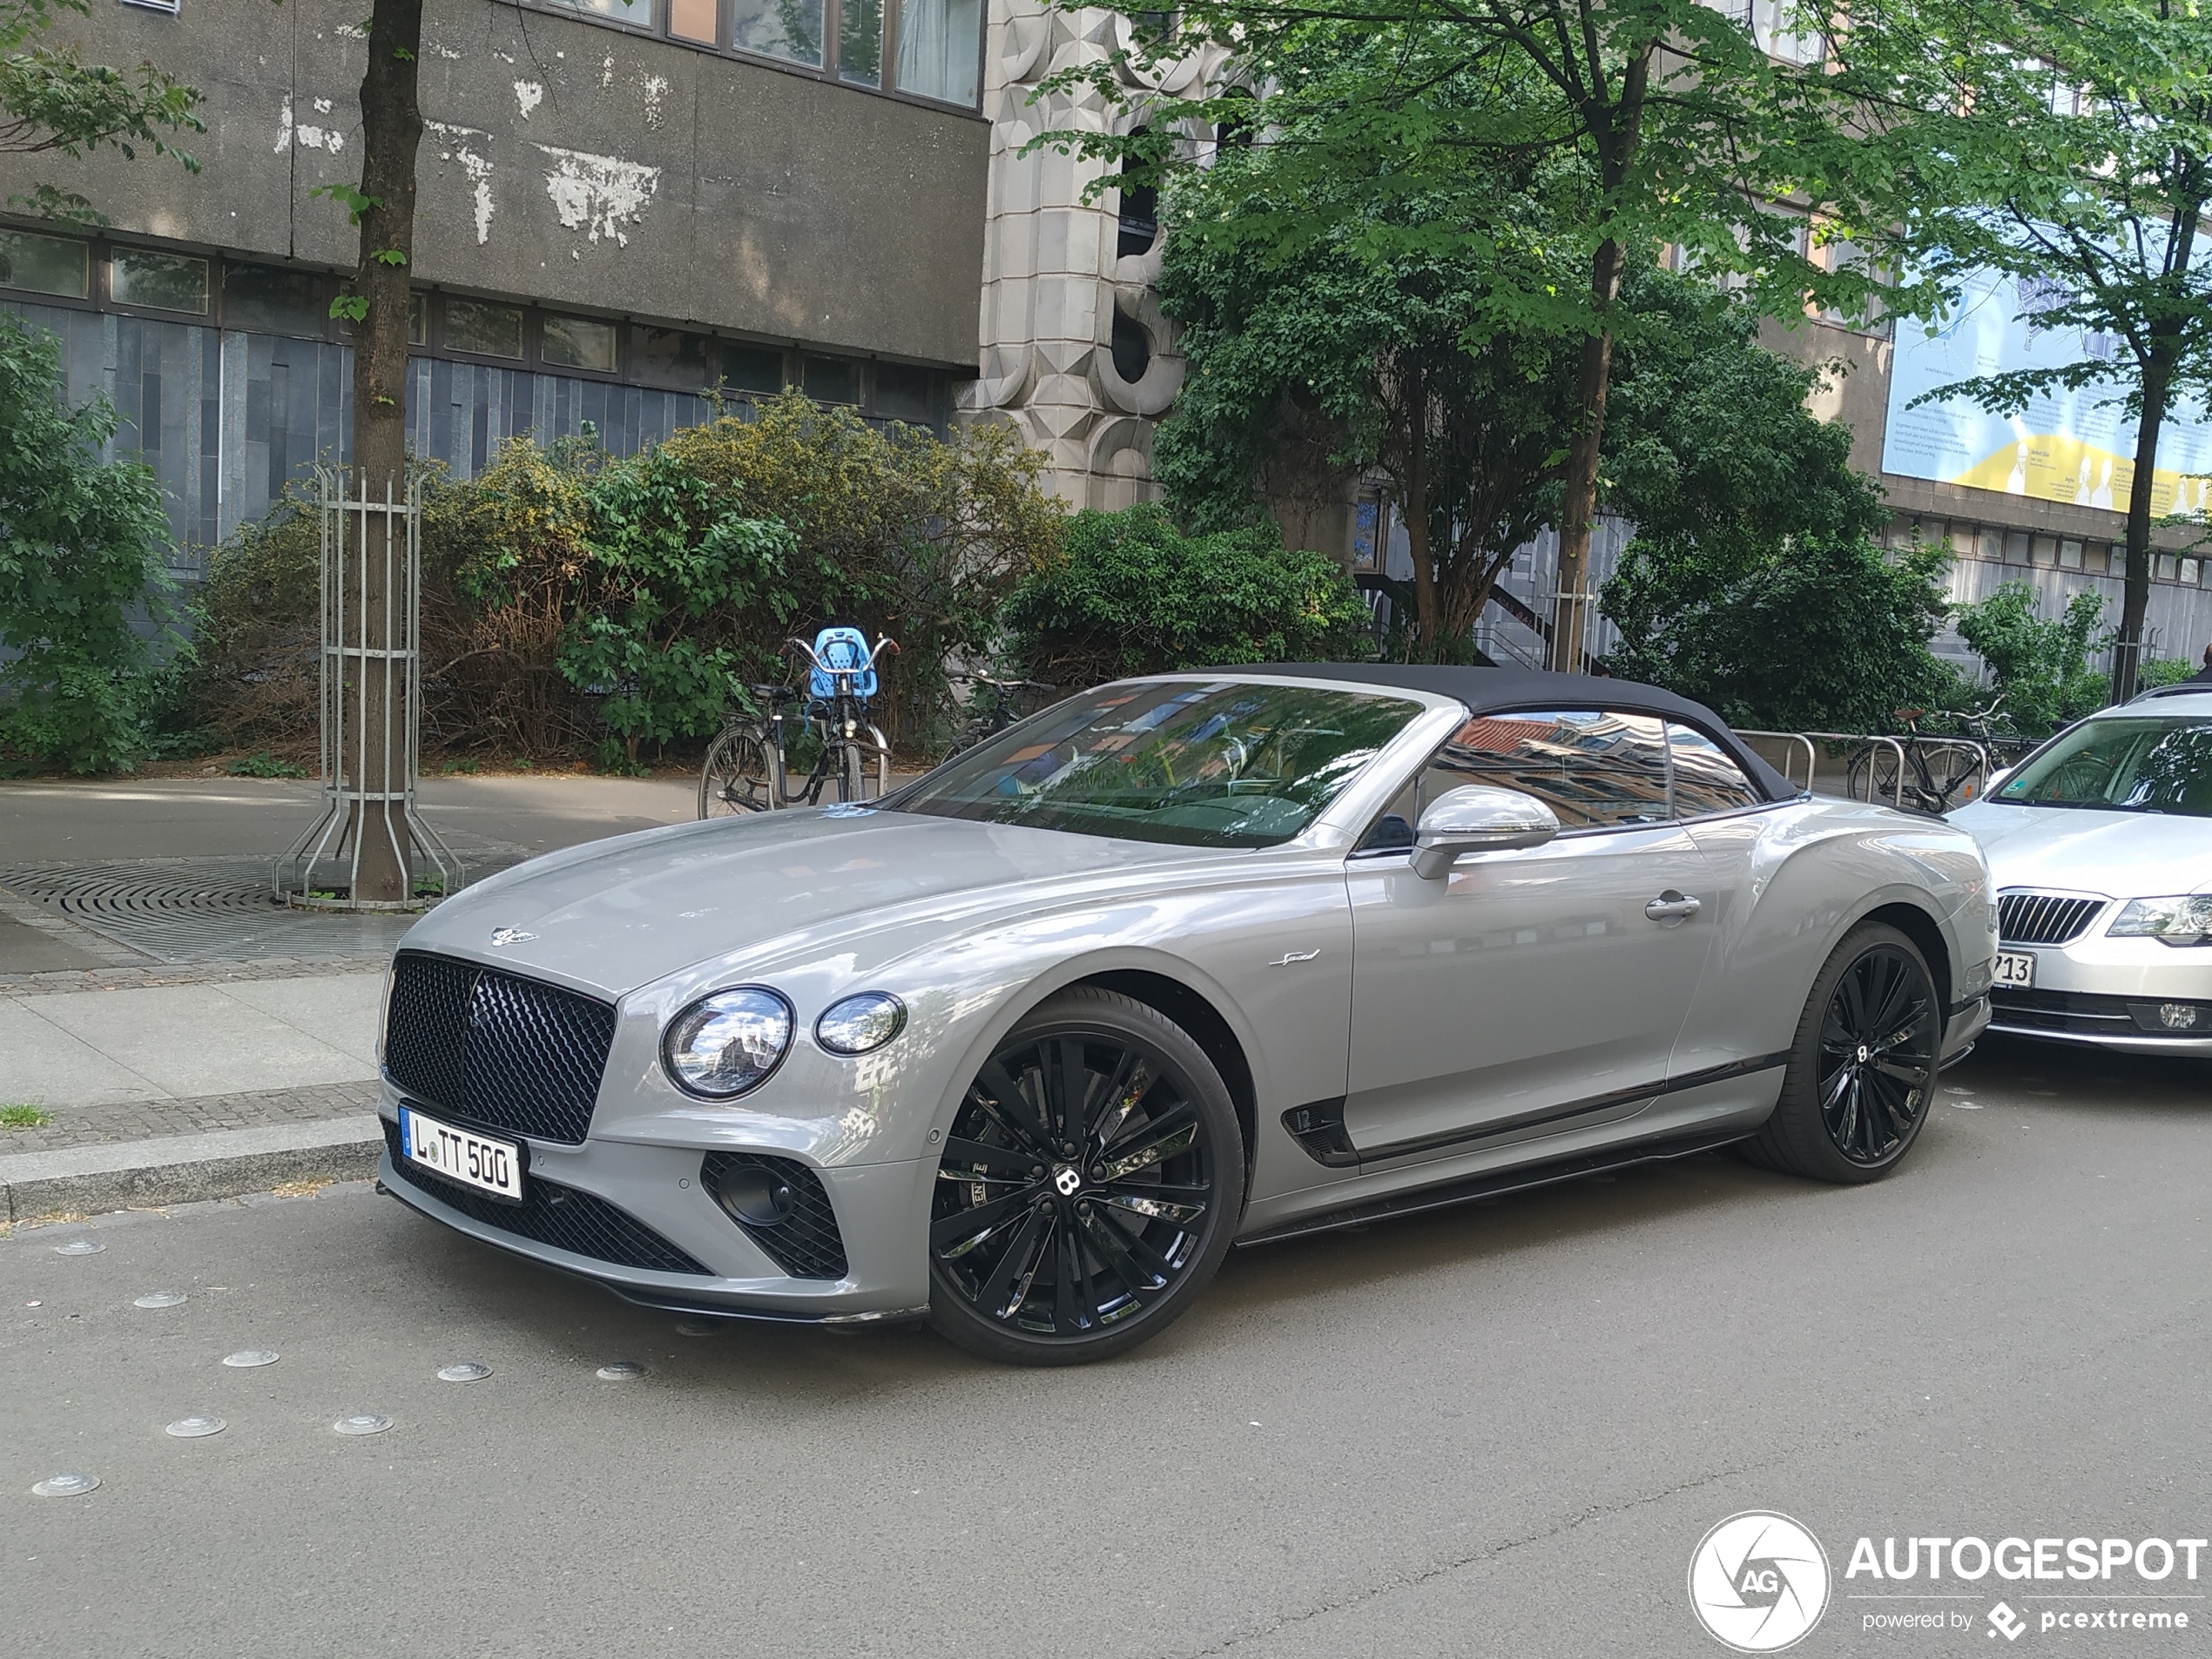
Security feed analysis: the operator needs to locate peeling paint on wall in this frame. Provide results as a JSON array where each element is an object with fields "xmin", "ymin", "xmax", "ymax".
[
  {"xmin": 428, "ymin": 121, "xmax": 496, "ymax": 246},
  {"xmin": 514, "ymin": 80, "xmax": 544, "ymax": 119},
  {"xmin": 642, "ymin": 74, "xmax": 668, "ymax": 131},
  {"xmin": 535, "ymin": 145, "xmax": 661, "ymax": 248},
  {"xmin": 274, "ymin": 94, "xmax": 345, "ymax": 154},
  {"xmin": 600, "ymin": 54, "xmax": 616, "ymax": 90}
]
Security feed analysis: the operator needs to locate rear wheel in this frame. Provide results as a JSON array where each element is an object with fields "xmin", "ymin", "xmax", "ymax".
[
  {"xmin": 1740, "ymin": 921, "xmax": 1940, "ymax": 1184},
  {"xmin": 699, "ymin": 724, "xmax": 776, "ymax": 818},
  {"xmin": 927, "ymin": 988, "xmax": 1244, "ymax": 1366}
]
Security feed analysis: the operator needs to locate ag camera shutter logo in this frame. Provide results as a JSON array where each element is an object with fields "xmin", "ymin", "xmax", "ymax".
[{"xmin": 1689, "ymin": 1511, "xmax": 1832, "ymax": 1652}]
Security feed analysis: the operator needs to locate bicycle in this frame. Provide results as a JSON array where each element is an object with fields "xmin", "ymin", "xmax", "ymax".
[
  {"xmin": 942, "ymin": 672, "xmax": 1054, "ymax": 759},
  {"xmin": 1845, "ymin": 698, "xmax": 2012, "ymax": 814},
  {"xmin": 698, "ymin": 629, "xmax": 897, "ymax": 817}
]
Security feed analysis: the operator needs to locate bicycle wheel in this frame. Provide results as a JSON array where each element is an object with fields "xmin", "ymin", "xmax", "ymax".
[
  {"xmin": 700, "ymin": 723, "xmax": 777, "ymax": 818},
  {"xmin": 1845, "ymin": 744, "xmax": 1905, "ymax": 807},
  {"xmin": 837, "ymin": 725, "xmax": 893, "ymax": 804},
  {"xmin": 1919, "ymin": 740, "xmax": 1983, "ymax": 809}
]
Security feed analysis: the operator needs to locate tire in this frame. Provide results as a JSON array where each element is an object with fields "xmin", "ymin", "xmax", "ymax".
[
  {"xmin": 699, "ymin": 724, "xmax": 776, "ymax": 818},
  {"xmin": 927, "ymin": 987, "xmax": 1245, "ymax": 1366},
  {"xmin": 837, "ymin": 725, "xmax": 892, "ymax": 804},
  {"xmin": 1739, "ymin": 921, "xmax": 1941, "ymax": 1184},
  {"xmin": 1846, "ymin": 745, "xmax": 1905, "ymax": 808}
]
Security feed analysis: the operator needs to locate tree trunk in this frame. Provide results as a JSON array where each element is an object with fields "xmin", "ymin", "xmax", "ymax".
[
  {"xmin": 1400, "ymin": 366, "xmax": 1440, "ymax": 658},
  {"xmin": 1550, "ymin": 300, "xmax": 1619, "ymax": 673},
  {"xmin": 347, "ymin": 0, "xmax": 424, "ymax": 902},
  {"xmin": 1550, "ymin": 44, "xmax": 1649, "ymax": 676},
  {"xmin": 2114, "ymin": 352, "xmax": 2174, "ymax": 705}
]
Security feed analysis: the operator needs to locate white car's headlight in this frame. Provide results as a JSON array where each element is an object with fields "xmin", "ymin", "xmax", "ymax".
[
  {"xmin": 814, "ymin": 992, "xmax": 907, "ymax": 1055},
  {"xmin": 663, "ymin": 988, "xmax": 793, "ymax": 1097},
  {"xmin": 2108, "ymin": 895, "xmax": 2212, "ymax": 947}
]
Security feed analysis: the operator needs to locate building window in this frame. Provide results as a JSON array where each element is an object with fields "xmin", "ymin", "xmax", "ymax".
[
  {"xmin": 725, "ymin": 342, "xmax": 787, "ymax": 393},
  {"xmin": 873, "ymin": 361, "xmax": 934, "ymax": 421},
  {"xmin": 110, "ymin": 248, "xmax": 209, "ymax": 314},
  {"xmin": 0, "ymin": 228, "xmax": 89, "ymax": 299},
  {"xmin": 1116, "ymin": 136, "xmax": 1159, "ymax": 260},
  {"xmin": 895, "ymin": 0, "xmax": 981, "ymax": 105},
  {"xmin": 731, "ymin": 0, "xmax": 823, "ymax": 65},
  {"xmin": 444, "ymin": 298, "xmax": 525, "ymax": 359},
  {"xmin": 549, "ymin": 0, "xmax": 652, "ymax": 23},
  {"xmin": 2182, "ymin": 557, "xmax": 2202, "ymax": 586},
  {"xmin": 1110, "ymin": 306, "xmax": 1151, "ymax": 383},
  {"xmin": 670, "ymin": 0, "xmax": 718, "ymax": 40},
  {"xmin": 408, "ymin": 293, "xmax": 428, "ymax": 345},
  {"xmin": 543, "ymin": 313, "xmax": 619, "ymax": 372},
  {"xmin": 223, "ymin": 265, "xmax": 329, "ymax": 338},
  {"xmin": 637, "ymin": 325, "xmax": 718, "ymax": 389},
  {"xmin": 803, "ymin": 354, "xmax": 860, "ymax": 403},
  {"xmin": 2059, "ymin": 537, "xmax": 2084, "ymax": 570},
  {"xmin": 839, "ymin": 0, "xmax": 884, "ymax": 86}
]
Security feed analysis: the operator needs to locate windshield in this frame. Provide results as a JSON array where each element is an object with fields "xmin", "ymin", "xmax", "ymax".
[
  {"xmin": 892, "ymin": 680, "xmax": 1424, "ymax": 848},
  {"xmin": 1994, "ymin": 716, "xmax": 2212, "ymax": 817}
]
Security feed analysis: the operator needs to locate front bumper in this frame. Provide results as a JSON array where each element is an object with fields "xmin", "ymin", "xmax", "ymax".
[
  {"xmin": 376, "ymin": 1103, "xmax": 933, "ymax": 1323},
  {"xmin": 1988, "ymin": 927, "xmax": 2212, "ymax": 1055}
]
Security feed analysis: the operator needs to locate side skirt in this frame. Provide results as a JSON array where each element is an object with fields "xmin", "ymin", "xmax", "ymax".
[{"xmin": 1233, "ymin": 1128, "xmax": 1750, "ymax": 1250}]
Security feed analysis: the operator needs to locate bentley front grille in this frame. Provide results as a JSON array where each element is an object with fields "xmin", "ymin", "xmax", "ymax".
[{"xmin": 382, "ymin": 950, "xmax": 617, "ymax": 1145}]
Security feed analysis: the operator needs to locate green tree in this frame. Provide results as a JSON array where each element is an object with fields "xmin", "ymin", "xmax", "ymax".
[
  {"xmin": 1042, "ymin": 4, "xmax": 1872, "ymax": 671},
  {"xmin": 0, "ymin": 311, "xmax": 174, "ymax": 772},
  {"xmin": 1002, "ymin": 503, "xmax": 1371, "ymax": 688},
  {"xmin": 0, "ymin": 0, "xmax": 205, "ymax": 221},
  {"xmin": 1809, "ymin": 0, "xmax": 2212, "ymax": 702},
  {"xmin": 1952, "ymin": 582, "xmax": 2111, "ymax": 735}
]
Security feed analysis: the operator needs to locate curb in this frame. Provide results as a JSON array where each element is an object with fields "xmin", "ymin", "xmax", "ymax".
[{"xmin": 0, "ymin": 1116, "xmax": 382, "ymax": 1224}]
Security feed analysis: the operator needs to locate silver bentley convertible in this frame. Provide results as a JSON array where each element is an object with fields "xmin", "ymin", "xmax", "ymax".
[{"xmin": 374, "ymin": 666, "xmax": 1996, "ymax": 1364}]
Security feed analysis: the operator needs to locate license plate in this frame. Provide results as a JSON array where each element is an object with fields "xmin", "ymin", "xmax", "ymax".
[
  {"xmin": 400, "ymin": 1104, "xmax": 524, "ymax": 1203},
  {"xmin": 1993, "ymin": 950, "xmax": 2037, "ymax": 989}
]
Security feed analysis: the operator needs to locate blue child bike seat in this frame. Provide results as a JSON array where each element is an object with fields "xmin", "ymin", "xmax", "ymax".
[{"xmin": 808, "ymin": 625, "xmax": 877, "ymax": 699}]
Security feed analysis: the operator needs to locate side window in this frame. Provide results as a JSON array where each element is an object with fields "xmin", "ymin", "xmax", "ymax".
[
  {"xmin": 1419, "ymin": 709, "xmax": 1671, "ymax": 831},
  {"xmin": 1668, "ymin": 723, "xmax": 1764, "ymax": 817}
]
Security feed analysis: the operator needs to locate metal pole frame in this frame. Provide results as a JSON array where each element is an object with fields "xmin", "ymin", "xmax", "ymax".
[{"xmin": 273, "ymin": 465, "xmax": 461, "ymax": 910}]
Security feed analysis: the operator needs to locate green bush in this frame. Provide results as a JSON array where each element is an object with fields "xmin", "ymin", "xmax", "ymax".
[
  {"xmin": 2137, "ymin": 655, "xmax": 2199, "ymax": 691},
  {"xmin": 1602, "ymin": 534, "xmax": 1956, "ymax": 733},
  {"xmin": 1001, "ymin": 503, "xmax": 1372, "ymax": 689},
  {"xmin": 0, "ymin": 313, "xmax": 177, "ymax": 772},
  {"xmin": 189, "ymin": 395, "xmax": 1064, "ymax": 759},
  {"xmin": 1953, "ymin": 583, "xmax": 2111, "ymax": 733}
]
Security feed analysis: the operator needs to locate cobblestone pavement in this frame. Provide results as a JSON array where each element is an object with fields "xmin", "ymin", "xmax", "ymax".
[
  {"xmin": 0, "ymin": 1080, "xmax": 381, "ymax": 1156},
  {"xmin": 0, "ymin": 954, "xmax": 389, "ymax": 998}
]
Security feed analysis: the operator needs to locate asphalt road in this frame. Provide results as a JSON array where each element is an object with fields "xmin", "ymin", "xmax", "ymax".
[{"xmin": 6, "ymin": 1035, "xmax": 2208, "ymax": 1659}]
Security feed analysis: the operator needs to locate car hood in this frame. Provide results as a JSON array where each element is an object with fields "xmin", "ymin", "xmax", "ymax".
[
  {"xmin": 398, "ymin": 807, "xmax": 1221, "ymax": 997},
  {"xmin": 1946, "ymin": 800, "xmax": 2212, "ymax": 896}
]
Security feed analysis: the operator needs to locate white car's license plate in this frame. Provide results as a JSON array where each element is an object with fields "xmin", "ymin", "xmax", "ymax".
[
  {"xmin": 400, "ymin": 1105, "xmax": 524, "ymax": 1203},
  {"xmin": 1993, "ymin": 950, "xmax": 2037, "ymax": 989}
]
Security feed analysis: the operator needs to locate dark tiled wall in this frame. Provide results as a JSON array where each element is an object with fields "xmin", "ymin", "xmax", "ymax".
[{"xmin": 5, "ymin": 301, "xmax": 711, "ymax": 581}]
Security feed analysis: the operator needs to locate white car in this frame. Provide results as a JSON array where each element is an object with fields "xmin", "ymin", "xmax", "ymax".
[{"xmin": 1950, "ymin": 686, "xmax": 2212, "ymax": 1053}]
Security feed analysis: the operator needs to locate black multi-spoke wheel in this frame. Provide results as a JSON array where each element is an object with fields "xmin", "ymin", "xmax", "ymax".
[
  {"xmin": 927, "ymin": 988, "xmax": 1244, "ymax": 1365},
  {"xmin": 1740, "ymin": 922, "xmax": 1941, "ymax": 1184}
]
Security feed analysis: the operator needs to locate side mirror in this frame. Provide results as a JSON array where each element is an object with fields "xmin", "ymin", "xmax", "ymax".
[
  {"xmin": 1982, "ymin": 766, "xmax": 2013, "ymax": 794},
  {"xmin": 1412, "ymin": 785, "xmax": 1561, "ymax": 879}
]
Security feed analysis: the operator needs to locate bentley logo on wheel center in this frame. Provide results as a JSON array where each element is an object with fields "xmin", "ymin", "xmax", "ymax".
[
  {"xmin": 1689, "ymin": 1512, "xmax": 1832, "ymax": 1652},
  {"xmin": 1053, "ymin": 1166, "xmax": 1082, "ymax": 1197}
]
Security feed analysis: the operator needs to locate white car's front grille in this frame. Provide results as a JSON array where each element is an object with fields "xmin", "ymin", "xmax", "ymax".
[{"xmin": 1997, "ymin": 892, "xmax": 2107, "ymax": 946}]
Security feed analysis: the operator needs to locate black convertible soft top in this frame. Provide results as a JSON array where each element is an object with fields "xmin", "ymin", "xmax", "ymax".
[{"xmin": 1216, "ymin": 662, "xmax": 1799, "ymax": 802}]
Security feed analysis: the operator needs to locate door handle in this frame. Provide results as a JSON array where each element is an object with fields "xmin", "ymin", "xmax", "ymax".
[{"xmin": 1644, "ymin": 891, "xmax": 1702, "ymax": 924}]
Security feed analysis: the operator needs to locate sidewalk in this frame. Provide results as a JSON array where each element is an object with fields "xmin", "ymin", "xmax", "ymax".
[{"xmin": 0, "ymin": 771, "xmax": 703, "ymax": 1225}]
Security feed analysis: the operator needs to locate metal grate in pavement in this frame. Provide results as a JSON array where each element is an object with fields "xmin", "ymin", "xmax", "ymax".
[{"xmin": 0, "ymin": 860, "xmax": 426, "ymax": 965}]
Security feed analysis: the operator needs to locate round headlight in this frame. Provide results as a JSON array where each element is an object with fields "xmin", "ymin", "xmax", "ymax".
[
  {"xmin": 814, "ymin": 992, "xmax": 907, "ymax": 1056},
  {"xmin": 662, "ymin": 988, "xmax": 792, "ymax": 1098}
]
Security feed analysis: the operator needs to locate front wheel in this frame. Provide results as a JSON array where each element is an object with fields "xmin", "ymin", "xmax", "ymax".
[
  {"xmin": 836, "ymin": 724, "xmax": 892, "ymax": 804},
  {"xmin": 1738, "ymin": 921, "xmax": 1940, "ymax": 1184},
  {"xmin": 699, "ymin": 724, "xmax": 776, "ymax": 818},
  {"xmin": 927, "ymin": 988, "xmax": 1245, "ymax": 1366}
]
